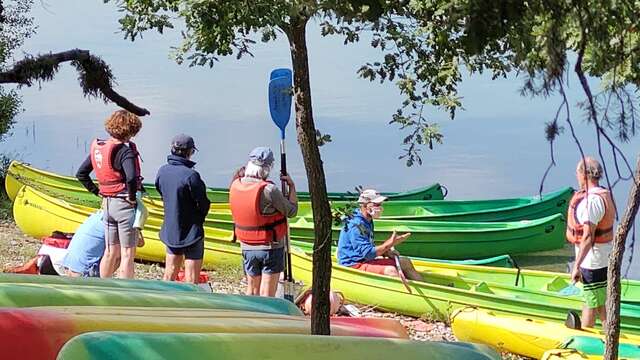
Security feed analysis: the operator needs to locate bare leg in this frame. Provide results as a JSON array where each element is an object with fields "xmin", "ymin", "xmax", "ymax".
[
  {"xmin": 100, "ymin": 245, "xmax": 121, "ymax": 278},
  {"xmin": 381, "ymin": 266, "xmax": 400, "ymax": 277},
  {"xmin": 163, "ymin": 253, "xmax": 184, "ymax": 281},
  {"xmin": 400, "ymin": 257, "xmax": 423, "ymax": 281},
  {"xmin": 184, "ymin": 259, "xmax": 203, "ymax": 284},
  {"xmin": 260, "ymin": 272, "xmax": 280, "ymax": 297},
  {"xmin": 597, "ymin": 305, "xmax": 607, "ymax": 327},
  {"xmin": 119, "ymin": 246, "xmax": 136, "ymax": 279},
  {"xmin": 65, "ymin": 269, "xmax": 82, "ymax": 277},
  {"xmin": 246, "ymin": 274, "xmax": 261, "ymax": 295},
  {"xmin": 582, "ymin": 306, "xmax": 597, "ymax": 328}
]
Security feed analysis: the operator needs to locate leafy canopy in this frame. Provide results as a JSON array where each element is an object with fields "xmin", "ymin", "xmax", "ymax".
[{"xmin": 109, "ymin": 0, "xmax": 639, "ymax": 169}]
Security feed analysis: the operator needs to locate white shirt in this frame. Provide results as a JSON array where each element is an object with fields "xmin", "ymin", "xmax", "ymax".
[{"xmin": 574, "ymin": 188, "xmax": 612, "ymax": 269}]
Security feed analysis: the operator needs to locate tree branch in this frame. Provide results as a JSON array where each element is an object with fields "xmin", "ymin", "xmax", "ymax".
[{"xmin": 0, "ymin": 49, "xmax": 150, "ymax": 116}]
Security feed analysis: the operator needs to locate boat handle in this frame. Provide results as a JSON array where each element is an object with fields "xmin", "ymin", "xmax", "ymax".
[
  {"xmin": 556, "ymin": 199, "xmax": 567, "ymax": 207},
  {"xmin": 545, "ymin": 225, "xmax": 555, "ymax": 233}
]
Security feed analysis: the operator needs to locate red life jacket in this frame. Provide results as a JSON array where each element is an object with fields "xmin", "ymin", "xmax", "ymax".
[
  {"xmin": 90, "ymin": 138, "xmax": 142, "ymax": 196},
  {"xmin": 566, "ymin": 187, "xmax": 616, "ymax": 244},
  {"xmin": 229, "ymin": 178, "xmax": 288, "ymax": 245}
]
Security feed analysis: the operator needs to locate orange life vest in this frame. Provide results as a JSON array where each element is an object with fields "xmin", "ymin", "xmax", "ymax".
[
  {"xmin": 566, "ymin": 187, "xmax": 615, "ymax": 244},
  {"xmin": 229, "ymin": 178, "xmax": 288, "ymax": 245},
  {"xmin": 90, "ymin": 138, "xmax": 142, "ymax": 196}
]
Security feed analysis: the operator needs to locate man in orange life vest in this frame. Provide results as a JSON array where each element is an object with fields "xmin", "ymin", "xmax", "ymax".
[
  {"xmin": 229, "ymin": 147, "xmax": 298, "ymax": 297},
  {"xmin": 567, "ymin": 156, "xmax": 615, "ymax": 328},
  {"xmin": 76, "ymin": 110, "xmax": 143, "ymax": 279}
]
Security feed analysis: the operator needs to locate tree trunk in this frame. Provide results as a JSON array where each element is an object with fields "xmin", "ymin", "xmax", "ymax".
[
  {"xmin": 604, "ymin": 154, "xmax": 640, "ymax": 360},
  {"xmin": 287, "ymin": 17, "xmax": 332, "ymax": 335}
]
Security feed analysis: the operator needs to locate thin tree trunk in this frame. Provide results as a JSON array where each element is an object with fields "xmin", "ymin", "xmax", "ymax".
[
  {"xmin": 287, "ymin": 17, "xmax": 332, "ymax": 335},
  {"xmin": 604, "ymin": 154, "xmax": 640, "ymax": 360}
]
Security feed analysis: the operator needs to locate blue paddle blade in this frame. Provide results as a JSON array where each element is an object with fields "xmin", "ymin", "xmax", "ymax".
[
  {"xmin": 270, "ymin": 68, "xmax": 291, "ymax": 81},
  {"xmin": 559, "ymin": 284, "xmax": 581, "ymax": 296},
  {"xmin": 268, "ymin": 73, "xmax": 292, "ymax": 139}
]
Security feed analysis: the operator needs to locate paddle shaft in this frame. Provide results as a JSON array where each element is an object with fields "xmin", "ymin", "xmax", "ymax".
[
  {"xmin": 392, "ymin": 249, "xmax": 412, "ymax": 294},
  {"xmin": 280, "ymin": 140, "xmax": 294, "ymax": 286}
]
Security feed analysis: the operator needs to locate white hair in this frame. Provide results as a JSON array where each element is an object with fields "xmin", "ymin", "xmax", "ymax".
[
  {"xmin": 244, "ymin": 161, "xmax": 271, "ymax": 180},
  {"xmin": 577, "ymin": 156, "xmax": 603, "ymax": 181}
]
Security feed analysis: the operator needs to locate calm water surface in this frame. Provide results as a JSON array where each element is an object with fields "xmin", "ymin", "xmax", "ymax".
[{"xmin": 2, "ymin": 1, "xmax": 638, "ymax": 278}]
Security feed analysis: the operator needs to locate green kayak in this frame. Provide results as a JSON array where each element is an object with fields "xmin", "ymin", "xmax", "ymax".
[
  {"xmin": 57, "ymin": 332, "xmax": 500, "ymax": 360},
  {"xmin": 5, "ymin": 160, "xmax": 444, "ymax": 203},
  {"xmin": 290, "ymin": 248, "xmax": 640, "ymax": 335},
  {"xmin": 186, "ymin": 211, "xmax": 567, "ymax": 259},
  {"xmin": 412, "ymin": 260, "xmax": 640, "ymax": 306},
  {"xmin": 7, "ymin": 161, "xmax": 572, "ymax": 225},
  {"xmin": 16, "ymin": 184, "xmax": 566, "ymax": 259},
  {"xmin": 560, "ymin": 335, "xmax": 640, "ymax": 359}
]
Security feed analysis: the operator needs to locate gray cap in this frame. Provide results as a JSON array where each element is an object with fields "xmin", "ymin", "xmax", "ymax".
[
  {"xmin": 171, "ymin": 134, "xmax": 197, "ymax": 151},
  {"xmin": 358, "ymin": 189, "xmax": 388, "ymax": 204},
  {"xmin": 248, "ymin": 146, "xmax": 274, "ymax": 167}
]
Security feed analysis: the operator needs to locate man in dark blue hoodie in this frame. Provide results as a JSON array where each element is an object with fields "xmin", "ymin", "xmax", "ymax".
[{"xmin": 155, "ymin": 134, "xmax": 211, "ymax": 283}]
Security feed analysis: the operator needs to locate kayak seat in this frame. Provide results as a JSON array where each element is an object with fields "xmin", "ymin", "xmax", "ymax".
[{"xmin": 564, "ymin": 310, "xmax": 581, "ymax": 330}]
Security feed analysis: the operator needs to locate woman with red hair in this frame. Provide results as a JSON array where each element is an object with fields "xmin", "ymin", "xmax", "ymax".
[{"xmin": 76, "ymin": 110, "xmax": 143, "ymax": 279}]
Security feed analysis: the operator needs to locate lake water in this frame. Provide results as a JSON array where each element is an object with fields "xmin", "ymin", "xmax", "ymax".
[{"xmin": 2, "ymin": 1, "xmax": 639, "ymax": 279}]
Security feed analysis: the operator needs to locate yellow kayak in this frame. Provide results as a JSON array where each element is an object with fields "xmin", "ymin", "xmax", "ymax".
[
  {"xmin": 451, "ymin": 308, "xmax": 640, "ymax": 359},
  {"xmin": 12, "ymin": 185, "xmax": 242, "ymax": 269}
]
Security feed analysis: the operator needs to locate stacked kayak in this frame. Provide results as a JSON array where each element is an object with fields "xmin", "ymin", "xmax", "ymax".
[
  {"xmin": 57, "ymin": 332, "xmax": 500, "ymax": 360},
  {"xmin": 0, "ymin": 282, "xmax": 302, "ymax": 315},
  {"xmin": 7, "ymin": 161, "xmax": 573, "ymax": 224},
  {"xmin": 0, "ymin": 307, "xmax": 409, "ymax": 359},
  {"xmin": 178, "ymin": 205, "xmax": 566, "ymax": 259},
  {"xmin": 0, "ymin": 273, "xmax": 204, "ymax": 292},
  {"xmin": 289, "ymin": 248, "xmax": 640, "ymax": 335},
  {"xmin": 5, "ymin": 160, "xmax": 445, "ymax": 202},
  {"xmin": 14, "ymin": 185, "xmax": 566, "ymax": 260},
  {"xmin": 451, "ymin": 308, "xmax": 640, "ymax": 359}
]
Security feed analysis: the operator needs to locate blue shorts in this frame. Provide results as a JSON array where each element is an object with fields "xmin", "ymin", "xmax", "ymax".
[
  {"xmin": 166, "ymin": 239, "xmax": 204, "ymax": 260},
  {"xmin": 243, "ymin": 248, "xmax": 285, "ymax": 276}
]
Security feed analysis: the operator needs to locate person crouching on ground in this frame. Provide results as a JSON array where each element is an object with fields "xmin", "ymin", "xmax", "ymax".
[
  {"xmin": 567, "ymin": 156, "xmax": 615, "ymax": 328},
  {"xmin": 229, "ymin": 147, "xmax": 298, "ymax": 297},
  {"xmin": 337, "ymin": 189, "xmax": 422, "ymax": 280},
  {"xmin": 76, "ymin": 110, "xmax": 143, "ymax": 279},
  {"xmin": 155, "ymin": 134, "xmax": 210, "ymax": 283},
  {"xmin": 62, "ymin": 211, "xmax": 106, "ymax": 277}
]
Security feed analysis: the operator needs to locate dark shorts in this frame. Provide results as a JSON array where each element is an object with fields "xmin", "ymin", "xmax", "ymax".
[
  {"xmin": 581, "ymin": 267, "xmax": 608, "ymax": 308},
  {"xmin": 166, "ymin": 239, "xmax": 204, "ymax": 260},
  {"xmin": 242, "ymin": 248, "xmax": 285, "ymax": 276}
]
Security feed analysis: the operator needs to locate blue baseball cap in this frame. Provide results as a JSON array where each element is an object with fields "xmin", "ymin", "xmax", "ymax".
[{"xmin": 248, "ymin": 147, "xmax": 274, "ymax": 167}]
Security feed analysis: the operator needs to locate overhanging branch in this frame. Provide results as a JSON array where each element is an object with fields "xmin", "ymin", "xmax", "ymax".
[{"xmin": 0, "ymin": 49, "xmax": 150, "ymax": 116}]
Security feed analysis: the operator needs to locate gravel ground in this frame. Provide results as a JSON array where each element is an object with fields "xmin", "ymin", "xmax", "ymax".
[{"xmin": 0, "ymin": 220, "xmax": 527, "ymax": 359}]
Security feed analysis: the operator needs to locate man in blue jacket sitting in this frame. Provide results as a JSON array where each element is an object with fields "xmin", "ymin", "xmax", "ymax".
[
  {"xmin": 155, "ymin": 134, "xmax": 211, "ymax": 283},
  {"xmin": 337, "ymin": 189, "xmax": 422, "ymax": 280}
]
